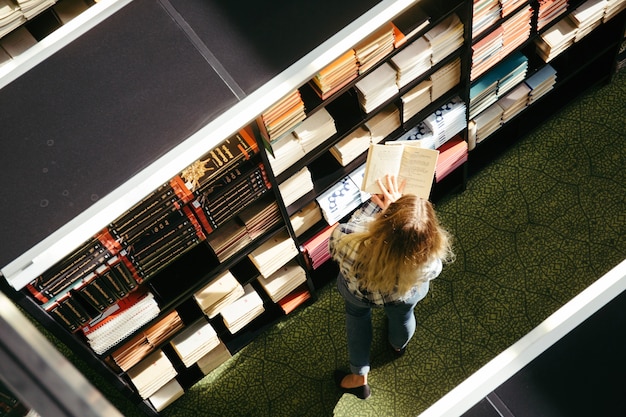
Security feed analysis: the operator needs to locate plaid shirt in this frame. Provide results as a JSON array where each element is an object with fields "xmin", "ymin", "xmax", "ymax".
[{"xmin": 329, "ymin": 200, "xmax": 442, "ymax": 305}]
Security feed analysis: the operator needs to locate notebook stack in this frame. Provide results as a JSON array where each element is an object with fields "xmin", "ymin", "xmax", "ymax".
[
  {"xmin": 502, "ymin": 0, "xmax": 529, "ymax": 16},
  {"xmin": 302, "ymin": 224, "xmax": 337, "ymax": 270},
  {"xmin": 14, "ymin": 0, "xmax": 54, "ymax": 19},
  {"xmin": 257, "ymin": 260, "xmax": 307, "ymax": 303},
  {"xmin": 330, "ymin": 126, "xmax": 372, "ymax": 166},
  {"xmin": 354, "ymin": 22, "xmax": 396, "ymax": 74},
  {"xmin": 289, "ymin": 201, "xmax": 323, "ymax": 237},
  {"xmin": 389, "ymin": 36, "xmax": 432, "ymax": 88},
  {"xmin": 316, "ymin": 175, "xmax": 363, "ymax": 224},
  {"xmin": 354, "ymin": 62, "xmax": 399, "ymax": 113},
  {"xmin": 501, "ymin": 5, "xmax": 533, "ymax": 56},
  {"xmin": 497, "ymin": 82, "xmax": 530, "ymax": 122},
  {"xmin": 435, "ymin": 136, "xmax": 468, "ymax": 182},
  {"xmin": 82, "ymin": 290, "xmax": 160, "ymax": 355},
  {"xmin": 310, "ymin": 49, "xmax": 359, "ymax": 100},
  {"xmin": 194, "ymin": 270, "xmax": 245, "ymax": 319},
  {"xmin": 401, "ymin": 79, "xmax": 432, "ymax": 122},
  {"xmin": 0, "ymin": 0, "xmax": 25, "ymax": 38},
  {"xmin": 170, "ymin": 319, "xmax": 221, "ymax": 368},
  {"xmin": 471, "ymin": 102, "xmax": 504, "ymax": 144},
  {"xmin": 569, "ymin": 0, "xmax": 607, "ymax": 41},
  {"xmin": 536, "ymin": 0, "xmax": 569, "ymax": 30},
  {"xmin": 292, "ymin": 107, "xmax": 337, "ymax": 153},
  {"xmin": 239, "ymin": 198, "xmax": 282, "ymax": 240},
  {"xmin": 279, "ymin": 166, "xmax": 314, "ymax": 207},
  {"xmin": 110, "ymin": 310, "xmax": 184, "ymax": 372},
  {"xmin": 535, "ymin": 15, "xmax": 577, "ymax": 62},
  {"xmin": 472, "ymin": 0, "xmax": 502, "ymax": 37},
  {"xmin": 495, "ymin": 52, "xmax": 528, "ymax": 97},
  {"xmin": 257, "ymin": 90, "xmax": 307, "ymax": 142},
  {"xmin": 206, "ymin": 218, "xmax": 251, "ymax": 262},
  {"xmin": 266, "ymin": 133, "xmax": 306, "ymax": 175},
  {"xmin": 424, "ymin": 13, "xmax": 464, "ymax": 64},
  {"xmin": 197, "ymin": 342, "xmax": 232, "ymax": 375},
  {"xmin": 248, "ymin": 230, "xmax": 299, "ymax": 279},
  {"xmin": 471, "ymin": 27, "xmax": 504, "ymax": 81},
  {"xmin": 127, "ymin": 350, "xmax": 177, "ymax": 400},
  {"xmin": 365, "ymin": 103, "xmax": 401, "ymax": 142},
  {"xmin": 220, "ymin": 284, "xmax": 265, "ymax": 334},
  {"xmin": 604, "ymin": 0, "xmax": 626, "ymax": 21},
  {"xmin": 525, "ymin": 64, "xmax": 557, "ymax": 103},
  {"xmin": 423, "ymin": 97, "xmax": 467, "ymax": 148},
  {"xmin": 148, "ymin": 378, "xmax": 184, "ymax": 412},
  {"xmin": 430, "ymin": 57, "xmax": 462, "ymax": 100}
]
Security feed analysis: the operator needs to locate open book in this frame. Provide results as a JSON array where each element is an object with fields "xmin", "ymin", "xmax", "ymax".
[{"xmin": 361, "ymin": 142, "xmax": 439, "ymax": 200}]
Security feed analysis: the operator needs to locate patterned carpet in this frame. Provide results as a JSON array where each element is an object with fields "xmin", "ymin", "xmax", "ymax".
[{"xmin": 49, "ymin": 69, "xmax": 625, "ymax": 417}]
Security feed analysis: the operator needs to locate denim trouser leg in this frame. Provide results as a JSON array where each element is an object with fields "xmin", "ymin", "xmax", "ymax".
[{"xmin": 337, "ymin": 274, "xmax": 430, "ymax": 375}]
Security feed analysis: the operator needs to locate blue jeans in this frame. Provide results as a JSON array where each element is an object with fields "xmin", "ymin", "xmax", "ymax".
[{"xmin": 337, "ymin": 274, "xmax": 430, "ymax": 375}]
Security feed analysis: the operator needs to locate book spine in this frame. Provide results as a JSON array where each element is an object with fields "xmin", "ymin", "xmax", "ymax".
[
  {"xmin": 109, "ymin": 256, "xmax": 140, "ymax": 291},
  {"xmin": 49, "ymin": 302, "xmax": 80, "ymax": 333}
]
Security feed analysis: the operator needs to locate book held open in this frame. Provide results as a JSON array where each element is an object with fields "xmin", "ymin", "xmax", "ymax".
[{"xmin": 361, "ymin": 142, "xmax": 439, "ymax": 200}]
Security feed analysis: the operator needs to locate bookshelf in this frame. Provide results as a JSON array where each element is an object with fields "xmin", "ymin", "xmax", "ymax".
[{"xmin": 0, "ymin": 0, "xmax": 624, "ymax": 415}]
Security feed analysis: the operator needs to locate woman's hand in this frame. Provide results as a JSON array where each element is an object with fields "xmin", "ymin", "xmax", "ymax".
[{"xmin": 371, "ymin": 175, "xmax": 405, "ymax": 210}]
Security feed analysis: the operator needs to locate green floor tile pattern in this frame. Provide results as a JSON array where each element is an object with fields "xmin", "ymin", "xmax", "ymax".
[{"xmin": 43, "ymin": 70, "xmax": 626, "ymax": 417}]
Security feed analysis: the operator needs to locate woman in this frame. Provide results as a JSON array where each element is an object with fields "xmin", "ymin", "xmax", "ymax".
[{"xmin": 329, "ymin": 174, "xmax": 454, "ymax": 399}]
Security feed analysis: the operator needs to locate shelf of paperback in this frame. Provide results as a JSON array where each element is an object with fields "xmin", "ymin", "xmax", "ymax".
[{"xmin": 466, "ymin": 0, "xmax": 625, "ymax": 158}]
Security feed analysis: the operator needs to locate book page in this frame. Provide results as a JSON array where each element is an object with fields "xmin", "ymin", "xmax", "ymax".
[
  {"xmin": 361, "ymin": 143, "xmax": 404, "ymax": 193},
  {"xmin": 398, "ymin": 146, "xmax": 439, "ymax": 200}
]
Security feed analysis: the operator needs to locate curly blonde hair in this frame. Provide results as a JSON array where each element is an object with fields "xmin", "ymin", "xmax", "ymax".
[{"xmin": 333, "ymin": 195, "xmax": 454, "ymax": 295}]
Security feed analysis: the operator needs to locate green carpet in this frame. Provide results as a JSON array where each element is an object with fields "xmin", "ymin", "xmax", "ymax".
[{"xmin": 49, "ymin": 69, "xmax": 626, "ymax": 417}]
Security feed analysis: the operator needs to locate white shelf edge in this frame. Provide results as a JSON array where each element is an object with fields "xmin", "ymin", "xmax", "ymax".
[
  {"xmin": 417, "ymin": 258, "xmax": 626, "ymax": 417},
  {"xmin": 1, "ymin": 0, "xmax": 419, "ymax": 290}
]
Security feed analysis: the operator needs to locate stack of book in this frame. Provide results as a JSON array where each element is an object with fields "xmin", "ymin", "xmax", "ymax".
[
  {"xmin": 14, "ymin": 0, "xmax": 54, "ymax": 19},
  {"xmin": 365, "ymin": 103, "xmax": 401, "ymax": 142},
  {"xmin": 248, "ymin": 230, "xmax": 299, "ymax": 279},
  {"xmin": 316, "ymin": 175, "xmax": 363, "ymax": 224},
  {"xmin": 497, "ymin": 82, "xmax": 530, "ymax": 122},
  {"xmin": 82, "ymin": 290, "xmax": 160, "ymax": 355},
  {"xmin": 0, "ymin": 1, "xmax": 25, "ymax": 38},
  {"xmin": 330, "ymin": 126, "xmax": 372, "ymax": 166},
  {"xmin": 525, "ymin": 64, "xmax": 557, "ymax": 103},
  {"xmin": 197, "ymin": 341, "xmax": 232, "ymax": 375},
  {"xmin": 278, "ymin": 287, "xmax": 312, "ymax": 314},
  {"xmin": 430, "ymin": 57, "xmax": 462, "ymax": 100},
  {"xmin": 170, "ymin": 319, "xmax": 221, "ymax": 368},
  {"xmin": 401, "ymin": 79, "xmax": 432, "ymax": 122},
  {"xmin": 126, "ymin": 207, "xmax": 206, "ymax": 279},
  {"xmin": 257, "ymin": 260, "xmax": 307, "ymax": 303},
  {"xmin": 0, "ymin": 26, "xmax": 35, "ymax": 58},
  {"xmin": 257, "ymin": 90, "xmax": 306, "ymax": 142},
  {"xmin": 239, "ymin": 198, "xmax": 282, "ymax": 240},
  {"xmin": 502, "ymin": 0, "xmax": 529, "ymax": 16},
  {"xmin": 354, "ymin": 22, "xmax": 395, "ymax": 74},
  {"xmin": 604, "ymin": 0, "xmax": 626, "ymax": 21},
  {"xmin": 354, "ymin": 62, "xmax": 399, "ymax": 113},
  {"xmin": 148, "ymin": 378, "xmax": 184, "ymax": 413},
  {"xmin": 391, "ymin": 2, "xmax": 430, "ymax": 47},
  {"xmin": 423, "ymin": 96, "xmax": 467, "ymax": 148},
  {"xmin": 394, "ymin": 122, "xmax": 437, "ymax": 150},
  {"xmin": 501, "ymin": 5, "xmax": 533, "ymax": 57},
  {"xmin": 435, "ymin": 136, "xmax": 468, "ymax": 182},
  {"xmin": 424, "ymin": 13, "xmax": 464, "ymax": 64},
  {"xmin": 470, "ymin": 70, "xmax": 500, "ymax": 119},
  {"xmin": 266, "ymin": 133, "xmax": 306, "ymax": 175},
  {"xmin": 279, "ymin": 166, "xmax": 314, "ymax": 207},
  {"xmin": 52, "ymin": 0, "xmax": 89, "ymax": 24},
  {"xmin": 110, "ymin": 310, "xmax": 184, "ymax": 372},
  {"xmin": 193, "ymin": 163, "xmax": 272, "ymax": 233},
  {"xmin": 536, "ymin": 0, "xmax": 569, "ymax": 30},
  {"xmin": 206, "ymin": 218, "xmax": 251, "ymax": 262},
  {"xmin": 496, "ymin": 52, "xmax": 528, "ymax": 97},
  {"xmin": 569, "ymin": 0, "xmax": 607, "ymax": 41},
  {"xmin": 535, "ymin": 16, "xmax": 577, "ymax": 62},
  {"xmin": 302, "ymin": 224, "xmax": 337, "ymax": 270},
  {"xmin": 127, "ymin": 350, "xmax": 177, "ymax": 400},
  {"xmin": 220, "ymin": 284, "xmax": 265, "ymax": 334},
  {"xmin": 292, "ymin": 107, "xmax": 337, "ymax": 153},
  {"xmin": 310, "ymin": 49, "xmax": 359, "ymax": 100},
  {"xmin": 471, "ymin": 27, "xmax": 504, "ymax": 81},
  {"xmin": 194, "ymin": 270, "xmax": 245, "ymax": 319},
  {"xmin": 389, "ymin": 36, "xmax": 432, "ymax": 88},
  {"xmin": 289, "ymin": 201, "xmax": 323, "ymax": 237},
  {"xmin": 472, "ymin": 0, "xmax": 502, "ymax": 37},
  {"xmin": 471, "ymin": 102, "xmax": 504, "ymax": 144}
]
